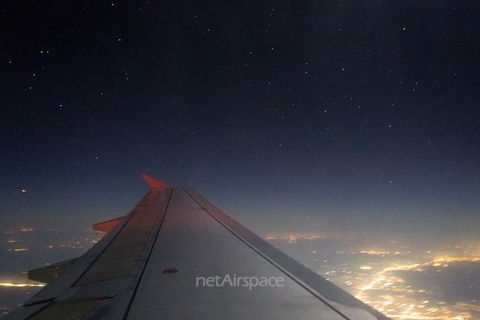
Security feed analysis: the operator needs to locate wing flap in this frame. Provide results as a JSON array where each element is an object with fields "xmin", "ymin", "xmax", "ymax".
[
  {"xmin": 24, "ymin": 257, "xmax": 97, "ymax": 306},
  {"xmin": 24, "ymin": 299, "xmax": 108, "ymax": 320},
  {"xmin": 1, "ymin": 303, "xmax": 48, "ymax": 320},
  {"xmin": 56, "ymin": 277, "xmax": 136, "ymax": 302},
  {"xmin": 28, "ymin": 258, "xmax": 77, "ymax": 284}
]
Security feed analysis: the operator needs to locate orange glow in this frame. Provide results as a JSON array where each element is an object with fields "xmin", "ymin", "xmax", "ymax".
[{"xmin": 0, "ymin": 283, "xmax": 44, "ymax": 287}]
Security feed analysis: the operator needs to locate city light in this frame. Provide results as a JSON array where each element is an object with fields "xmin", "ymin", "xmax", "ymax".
[
  {"xmin": 267, "ymin": 234, "xmax": 480, "ymax": 320},
  {"xmin": 0, "ymin": 283, "xmax": 44, "ymax": 287}
]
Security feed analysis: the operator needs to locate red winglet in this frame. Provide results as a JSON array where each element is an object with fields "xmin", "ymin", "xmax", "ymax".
[
  {"xmin": 141, "ymin": 174, "xmax": 169, "ymax": 190},
  {"xmin": 93, "ymin": 217, "xmax": 123, "ymax": 233}
]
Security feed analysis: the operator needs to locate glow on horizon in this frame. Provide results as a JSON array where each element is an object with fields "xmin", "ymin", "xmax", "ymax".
[{"xmin": 0, "ymin": 283, "xmax": 44, "ymax": 287}]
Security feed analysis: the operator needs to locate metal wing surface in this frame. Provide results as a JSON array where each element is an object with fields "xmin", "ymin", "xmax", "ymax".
[{"xmin": 3, "ymin": 176, "xmax": 390, "ymax": 320}]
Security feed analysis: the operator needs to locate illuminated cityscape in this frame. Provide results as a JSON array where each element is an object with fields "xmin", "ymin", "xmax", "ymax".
[
  {"xmin": 0, "ymin": 227, "xmax": 102, "ymax": 316},
  {"xmin": 267, "ymin": 235, "xmax": 480, "ymax": 320},
  {"xmin": 2, "ymin": 229, "xmax": 480, "ymax": 319}
]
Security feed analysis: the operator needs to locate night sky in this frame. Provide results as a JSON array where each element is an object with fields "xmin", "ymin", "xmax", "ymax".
[{"xmin": 1, "ymin": 1, "xmax": 479, "ymax": 242}]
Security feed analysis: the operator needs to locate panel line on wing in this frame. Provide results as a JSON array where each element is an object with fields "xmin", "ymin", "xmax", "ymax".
[
  {"xmin": 23, "ymin": 298, "xmax": 56, "ymax": 307},
  {"xmin": 22, "ymin": 302, "xmax": 54, "ymax": 319},
  {"xmin": 75, "ymin": 188, "xmax": 170, "ymax": 286},
  {"xmin": 121, "ymin": 187, "xmax": 174, "ymax": 320}
]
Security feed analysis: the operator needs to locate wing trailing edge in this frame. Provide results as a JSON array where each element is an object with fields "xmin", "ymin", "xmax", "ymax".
[{"xmin": 28, "ymin": 258, "xmax": 77, "ymax": 283}]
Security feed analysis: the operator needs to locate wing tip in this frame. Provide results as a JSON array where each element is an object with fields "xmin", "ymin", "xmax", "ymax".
[{"xmin": 141, "ymin": 174, "xmax": 169, "ymax": 190}]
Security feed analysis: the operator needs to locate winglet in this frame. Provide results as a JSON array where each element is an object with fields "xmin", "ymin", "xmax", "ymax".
[
  {"xmin": 141, "ymin": 174, "xmax": 169, "ymax": 190},
  {"xmin": 93, "ymin": 217, "xmax": 123, "ymax": 233}
]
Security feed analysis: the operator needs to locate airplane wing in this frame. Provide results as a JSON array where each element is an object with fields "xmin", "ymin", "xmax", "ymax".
[{"xmin": 3, "ymin": 175, "xmax": 390, "ymax": 320}]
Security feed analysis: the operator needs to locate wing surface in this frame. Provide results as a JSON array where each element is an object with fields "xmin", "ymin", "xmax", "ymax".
[{"xmin": 3, "ymin": 178, "xmax": 390, "ymax": 320}]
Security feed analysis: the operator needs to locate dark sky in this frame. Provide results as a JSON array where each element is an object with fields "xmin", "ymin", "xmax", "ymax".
[{"xmin": 1, "ymin": 0, "xmax": 479, "ymax": 241}]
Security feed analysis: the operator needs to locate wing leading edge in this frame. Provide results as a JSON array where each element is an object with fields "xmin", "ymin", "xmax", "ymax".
[{"xmin": 3, "ymin": 175, "xmax": 390, "ymax": 320}]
